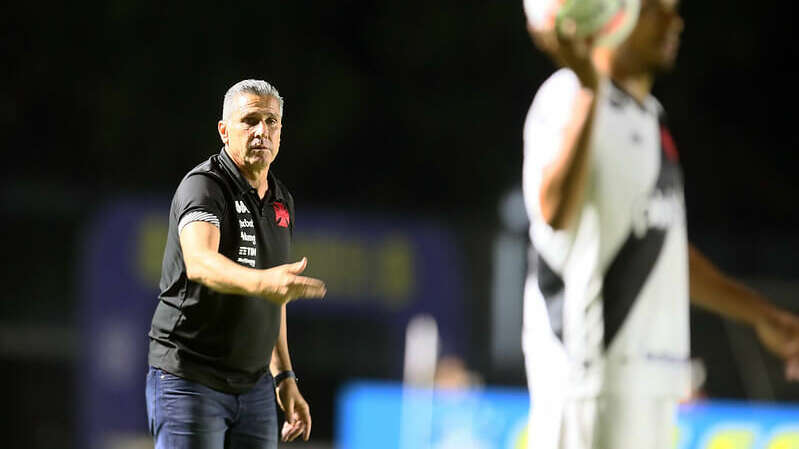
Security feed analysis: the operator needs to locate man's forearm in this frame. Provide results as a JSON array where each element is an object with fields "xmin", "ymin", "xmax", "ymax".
[
  {"xmin": 271, "ymin": 305, "xmax": 293, "ymax": 375},
  {"xmin": 689, "ymin": 244, "xmax": 777, "ymax": 325},
  {"xmin": 185, "ymin": 248, "xmax": 267, "ymax": 297},
  {"xmin": 539, "ymin": 86, "xmax": 597, "ymax": 230}
]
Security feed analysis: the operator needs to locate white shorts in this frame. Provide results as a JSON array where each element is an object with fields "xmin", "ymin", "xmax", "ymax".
[
  {"xmin": 524, "ymin": 349, "xmax": 678, "ymax": 449},
  {"xmin": 526, "ymin": 383, "xmax": 678, "ymax": 449}
]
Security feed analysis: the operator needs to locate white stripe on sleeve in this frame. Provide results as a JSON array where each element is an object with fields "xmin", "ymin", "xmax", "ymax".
[{"xmin": 178, "ymin": 210, "xmax": 220, "ymax": 233}]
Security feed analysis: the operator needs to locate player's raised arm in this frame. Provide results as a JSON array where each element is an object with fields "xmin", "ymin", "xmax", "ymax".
[
  {"xmin": 530, "ymin": 26, "xmax": 601, "ymax": 230},
  {"xmin": 180, "ymin": 221, "xmax": 326, "ymax": 304}
]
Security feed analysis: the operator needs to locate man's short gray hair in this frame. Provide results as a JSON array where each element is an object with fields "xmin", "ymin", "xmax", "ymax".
[{"xmin": 222, "ymin": 79, "xmax": 284, "ymax": 119}]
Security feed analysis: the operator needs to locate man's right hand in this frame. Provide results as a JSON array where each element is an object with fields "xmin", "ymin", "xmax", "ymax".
[
  {"xmin": 555, "ymin": 18, "xmax": 600, "ymax": 90},
  {"xmin": 527, "ymin": 18, "xmax": 599, "ymax": 90},
  {"xmin": 258, "ymin": 257, "xmax": 326, "ymax": 304}
]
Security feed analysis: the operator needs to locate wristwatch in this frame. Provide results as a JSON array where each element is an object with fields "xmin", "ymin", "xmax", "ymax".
[{"xmin": 274, "ymin": 370, "xmax": 297, "ymax": 386}]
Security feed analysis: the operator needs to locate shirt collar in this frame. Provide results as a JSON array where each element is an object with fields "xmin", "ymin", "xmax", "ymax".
[
  {"xmin": 218, "ymin": 147, "xmax": 286, "ymax": 203},
  {"xmin": 608, "ymin": 79, "xmax": 655, "ymax": 115}
]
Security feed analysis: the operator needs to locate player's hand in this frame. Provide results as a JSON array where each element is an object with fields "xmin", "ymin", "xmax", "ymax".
[
  {"xmin": 753, "ymin": 309, "xmax": 799, "ymax": 381},
  {"xmin": 259, "ymin": 257, "xmax": 326, "ymax": 305},
  {"xmin": 276, "ymin": 378, "xmax": 312, "ymax": 442},
  {"xmin": 554, "ymin": 18, "xmax": 599, "ymax": 90},
  {"xmin": 528, "ymin": 24, "xmax": 561, "ymax": 61}
]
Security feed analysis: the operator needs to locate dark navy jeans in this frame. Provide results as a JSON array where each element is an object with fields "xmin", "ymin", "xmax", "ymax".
[{"xmin": 146, "ymin": 366, "xmax": 278, "ymax": 449}]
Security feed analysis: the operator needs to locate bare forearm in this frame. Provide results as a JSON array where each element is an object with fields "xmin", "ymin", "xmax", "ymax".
[
  {"xmin": 271, "ymin": 305, "xmax": 293, "ymax": 375},
  {"xmin": 185, "ymin": 249, "xmax": 266, "ymax": 296},
  {"xmin": 539, "ymin": 87, "xmax": 597, "ymax": 229},
  {"xmin": 180, "ymin": 222, "xmax": 325, "ymax": 305},
  {"xmin": 689, "ymin": 245, "xmax": 777, "ymax": 325},
  {"xmin": 690, "ymin": 245, "xmax": 799, "ymax": 375}
]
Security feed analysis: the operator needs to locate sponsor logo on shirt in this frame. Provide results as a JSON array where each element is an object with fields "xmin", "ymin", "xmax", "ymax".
[
  {"xmin": 235, "ymin": 200, "xmax": 250, "ymax": 214},
  {"xmin": 238, "ymin": 247, "xmax": 256, "ymax": 256},
  {"xmin": 239, "ymin": 218, "xmax": 254, "ymax": 228},
  {"xmin": 631, "ymin": 188, "xmax": 683, "ymax": 238},
  {"xmin": 237, "ymin": 257, "xmax": 256, "ymax": 267},
  {"xmin": 240, "ymin": 232, "xmax": 256, "ymax": 244}
]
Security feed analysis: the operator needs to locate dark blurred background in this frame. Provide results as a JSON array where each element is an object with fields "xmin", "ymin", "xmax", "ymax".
[{"xmin": 2, "ymin": 1, "xmax": 798, "ymax": 448}]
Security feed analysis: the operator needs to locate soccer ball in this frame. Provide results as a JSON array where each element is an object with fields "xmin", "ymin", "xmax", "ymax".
[{"xmin": 523, "ymin": 0, "xmax": 640, "ymax": 48}]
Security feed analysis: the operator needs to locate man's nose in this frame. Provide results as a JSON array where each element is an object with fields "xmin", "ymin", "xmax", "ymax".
[{"xmin": 253, "ymin": 120, "xmax": 268, "ymax": 137}]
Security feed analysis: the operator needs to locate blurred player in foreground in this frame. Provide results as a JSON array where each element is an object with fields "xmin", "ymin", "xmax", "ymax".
[
  {"xmin": 521, "ymin": 0, "xmax": 799, "ymax": 448},
  {"xmin": 146, "ymin": 79, "xmax": 326, "ymax": 449}
]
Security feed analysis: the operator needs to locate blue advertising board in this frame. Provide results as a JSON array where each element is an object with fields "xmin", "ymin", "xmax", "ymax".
[
  {"xmin": 337, "ymin": 382, "xmax": 799, "ymax": 449},
  {"xmin": 77, "ymin": 199, "xmax": 167, "ymax": 449}
]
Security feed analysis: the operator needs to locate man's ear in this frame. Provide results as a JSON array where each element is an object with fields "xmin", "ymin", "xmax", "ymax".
[{"xmin": 218, "ymin": 120, "xmax": 228, "ymax": 145}]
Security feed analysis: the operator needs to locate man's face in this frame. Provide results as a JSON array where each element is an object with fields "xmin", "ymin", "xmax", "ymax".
[
  {"xmin": 218, "ymin": 93, "xmax": 282, "ymax": 171},
  {"xmin": 618, "ymin": 0, "xmax": 684, "ymax": 72}
]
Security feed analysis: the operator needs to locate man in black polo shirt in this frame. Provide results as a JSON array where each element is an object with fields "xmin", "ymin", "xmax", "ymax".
[{"xmin": 146, "ymin": 79, "xmax": 326, "ymax": 449}]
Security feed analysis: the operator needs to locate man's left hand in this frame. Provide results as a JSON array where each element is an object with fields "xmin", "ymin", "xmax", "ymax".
[
  {"xmin": 276, "ymin": 378, "xmax": 311, "ymax": 442},
  {"xmin": 754, "ymin": 309, "xmax": 799, "ymax": 381}
]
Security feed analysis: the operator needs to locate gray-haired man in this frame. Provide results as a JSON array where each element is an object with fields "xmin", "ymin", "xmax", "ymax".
[{"xmin": 146, "ymin": 79, "xmax": 326, "ymax": 449}]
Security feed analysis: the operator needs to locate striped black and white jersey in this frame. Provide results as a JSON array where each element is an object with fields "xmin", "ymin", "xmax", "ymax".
[{"xmin": 522, "ymin": 69, "xmax": 691, "ymax": 399}]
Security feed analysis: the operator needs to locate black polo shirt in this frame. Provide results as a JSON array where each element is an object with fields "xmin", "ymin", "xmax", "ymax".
[{"xmin": 148, "ymin": 148, "xmax": 295, "ymax": 394}]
